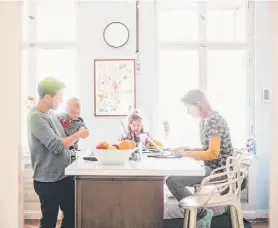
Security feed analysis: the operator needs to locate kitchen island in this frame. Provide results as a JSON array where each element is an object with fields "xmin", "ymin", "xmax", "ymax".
[{"xmin": 65, "ymin": 152, "xmax": 205, "ymax": 228}]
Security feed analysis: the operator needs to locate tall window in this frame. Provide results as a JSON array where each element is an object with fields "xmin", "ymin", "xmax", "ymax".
[
  {"xmin": 157, "ymin": 0, "xmax": 253, "ymax": 148},
  {"xmin": 21, "ymin": 2, "xmax": 78, "ymax": 152}
]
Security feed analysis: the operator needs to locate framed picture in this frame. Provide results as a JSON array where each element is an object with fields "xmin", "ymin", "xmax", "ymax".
[{"xmin": 94, "ymin": 59, "xmax": 136, "ymax": 116}]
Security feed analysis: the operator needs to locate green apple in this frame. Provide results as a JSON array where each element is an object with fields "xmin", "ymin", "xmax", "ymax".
[{"xmin": 107, "ymin": 145, "xmax": 117, "ymax": 150}]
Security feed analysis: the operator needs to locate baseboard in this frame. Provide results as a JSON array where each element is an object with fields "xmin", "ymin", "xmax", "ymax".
[
  {"xmin": 242, "ymin": 210, "xmax": 257, "ymax": 219},
  {"xmin": 255, "ymin": 210, "xmax": 269, "ymax": 219},
  {"xmin": 25, "ymin": 209, "xmax": 268, "ymax": 220},
  {"xmin": 24, "ymin": 210, "xmax": 63, "ymax": 220},
  {"xmin": 243, "ymin": 210, "xmax": 269, "ymax": 219},
  {"xmin": 24, "ymin": 210, "xmax": 41, "ymax": 220}
]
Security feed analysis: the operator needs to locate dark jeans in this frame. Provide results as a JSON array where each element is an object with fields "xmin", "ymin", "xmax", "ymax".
[
  {"xmin": 166, "ymin": 167, "xmax": 212, "ymax": 202},
  {"xmin": 166, "ymin": 167, "xmax": 249, "ymax": 218},
  {"xmin": 166, "ymin": 167, "xmax": 212, "ymax": 218},
  {"xmin": 34, "ymin": 176, "xmax": 75, "ymax": 228}
]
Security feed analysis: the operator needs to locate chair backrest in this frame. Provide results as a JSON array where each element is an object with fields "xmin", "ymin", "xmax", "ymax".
[
  {"xmin": 232, "ymin": 148, "xmax": 254, "ymax": 180},
  {"xmin": 218, "ymin": 155, "xmax": 253, "ymax": 202},
  {"xmin": 199, "ymin": 155, "xmax": 253, "ymax": 205},
  {"xmin": 233, "ymin": 144, "xmax": 256, "ymax": 161},
  {"xmin": 195, "ymin": 147, "xmax": 254, "ymax": 206}
]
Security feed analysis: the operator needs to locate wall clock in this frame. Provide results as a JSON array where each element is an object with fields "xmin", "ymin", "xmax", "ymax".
[{"xmin": 103, "ymin": 22, "xmax": 130, "ymax": 48}]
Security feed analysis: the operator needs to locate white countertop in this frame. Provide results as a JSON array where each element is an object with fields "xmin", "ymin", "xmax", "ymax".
[{"xmin": 65, "ymin": 150, "xmax": 205, "ymax": 177}]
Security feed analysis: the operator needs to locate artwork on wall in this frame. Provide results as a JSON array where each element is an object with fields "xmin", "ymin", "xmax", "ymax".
[{"xmin": 94, "ymin": 59, "xmax": 136, "ymax": 116}]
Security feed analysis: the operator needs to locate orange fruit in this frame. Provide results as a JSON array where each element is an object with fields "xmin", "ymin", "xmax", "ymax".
[{"xmin": 119, "ymin": 140, "xmax": 133, "ymax": 150}]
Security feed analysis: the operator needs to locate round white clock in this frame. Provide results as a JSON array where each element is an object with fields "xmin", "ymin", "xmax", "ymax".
[{"xmin": 103, "ymin": 22, "xmax": 130, "ymax": 48}]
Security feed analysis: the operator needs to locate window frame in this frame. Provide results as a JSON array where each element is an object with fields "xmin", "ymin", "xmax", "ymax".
[
  {"xmin": 154, "ymin": 0, "xmax": 255, "ymax": 140},
  {"xmin": 21, "ymin": 2, "xmax": 78, "ymax": 153},
  {"xmin": 21, "ymin": 1, "xmax": 78, "ymax": 94},
  {"xmin": 154, "ymin": 0, "xmax": 256, "ymax": 211}
]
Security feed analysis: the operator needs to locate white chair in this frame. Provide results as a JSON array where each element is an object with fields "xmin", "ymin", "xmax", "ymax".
[
  {"xmin": 180, "ymin": 155, "xmax": 253, "ymax": 228},
  {"xmin": 192, "ymin": 148, "xmax": 254, "ymax": 192}
]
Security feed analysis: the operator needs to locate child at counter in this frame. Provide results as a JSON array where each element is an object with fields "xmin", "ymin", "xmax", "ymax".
[
  {"xmin": 121, "ymin": 110, "xmax": 152, "ymax": 147},
  {"xmin": 58, "ymin": 97, "xmax": 87, "ymax": 157}
]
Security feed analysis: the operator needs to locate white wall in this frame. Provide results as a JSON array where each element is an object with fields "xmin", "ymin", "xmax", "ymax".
[
  {"xmin": 77, "ymin": 1, "xmax": 156, "ymax": 149},
  {"xmin": 0, "ymin": 2, "xmax": 23, "ymax": 228},
  {"xmin": 269, "ymin": 2, "xmax": 278, "ymax": 228},
  {"xmin": 254, "ymin": 2, "xmax": 271, "ymax": 211}
]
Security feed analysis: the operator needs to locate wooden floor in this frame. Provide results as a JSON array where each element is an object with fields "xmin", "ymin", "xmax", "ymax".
[
  {"xmin": 252, "ymin": 223, "xmax": 269, "ymax": 228},
  {"xmin": 24, "ymin": 220, "xmax": 268, "ymax": 228},
  {"xmin": 24, "ymin": 220, "xmax": 60, "ymax": 228}
]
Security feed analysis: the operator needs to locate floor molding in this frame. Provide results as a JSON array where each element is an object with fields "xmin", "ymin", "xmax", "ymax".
[
  {"xmin": 25, "ymin": 210, "xmax": 63, "ymax": 220},
  {"xmin": 243, "ymin": 210, "xmax": 268, "ymax": 219},
  {"xmin": 24, "ymin": 210, "xmax": 40, "ymax": 220},
  {"xmin": 25, "ymin": 210, "xmax": 269, "ymax": 220},
  {"xmin": 255, "ymin": 210, "xmax": 269, "ymax": 219},
  {"xmin": 242, "ymin": 210, "xmax": 256, "ymax": 219}
]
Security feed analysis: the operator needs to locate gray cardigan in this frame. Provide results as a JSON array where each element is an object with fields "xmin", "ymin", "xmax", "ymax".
[{"xmin": 27, "ymin": 107, "xmax": 71, "ymax": 182}]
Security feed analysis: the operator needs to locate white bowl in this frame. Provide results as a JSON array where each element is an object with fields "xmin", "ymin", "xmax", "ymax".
[{"xmin": 93, "ymin": 148, "xmax": 137, "ymax": 165}]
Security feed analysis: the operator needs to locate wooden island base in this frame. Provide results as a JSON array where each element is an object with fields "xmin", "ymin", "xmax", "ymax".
[{"xmin": 75, "ymin": 176, "xmax": 164, "ymax": 228}]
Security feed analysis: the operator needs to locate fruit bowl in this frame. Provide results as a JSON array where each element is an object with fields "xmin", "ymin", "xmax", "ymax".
[{"xmin": 93, "ymin": 148, "xmax": 137, "ymax": 165}]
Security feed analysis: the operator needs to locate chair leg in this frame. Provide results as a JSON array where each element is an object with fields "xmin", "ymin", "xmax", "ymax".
[
  {"xmin": 188, "ymin": 208, "xmax": 197, "ymax": 228},
  {"xmin": 183, "ymin": 209, "xmax": 189, "ymax": 228},
  {"xmin": 235, "ymin": 202, "xmax": 244, "ymax": 228},
  {"xmin": 229, "ymin": 205, "xmax": 238, "ymax": 228}
]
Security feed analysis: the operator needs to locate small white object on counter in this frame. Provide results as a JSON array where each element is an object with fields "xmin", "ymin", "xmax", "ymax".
[{"xmin": 65, "ymin": 149, "xmax": 205, "ymax": 177}]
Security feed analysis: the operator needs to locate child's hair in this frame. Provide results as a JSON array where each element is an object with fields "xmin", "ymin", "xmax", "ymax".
[
  {"xmin": 67, "ymin": 97, "xmax": 80, "ymax": 108},
  {"xmin": 127, "ymin": 110, "xmax": 144, "ymax": 132}
]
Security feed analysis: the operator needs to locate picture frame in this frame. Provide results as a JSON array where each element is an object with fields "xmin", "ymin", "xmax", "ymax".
[{"xmin": 94, "ymin": 59, "xmax": 136, "ymax": 116}]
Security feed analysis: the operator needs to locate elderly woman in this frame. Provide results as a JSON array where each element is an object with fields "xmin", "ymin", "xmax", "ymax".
[{"xmin": 166, "ymin": 89, "xmax": 234, "ymax": 227}]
